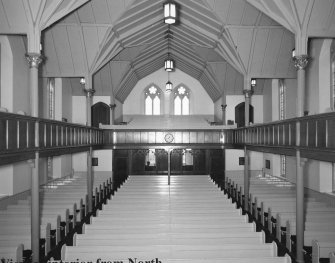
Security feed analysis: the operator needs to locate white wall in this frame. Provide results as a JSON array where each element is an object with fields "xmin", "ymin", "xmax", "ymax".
[
  {"xmin": 123, "ymin": 68, "xmax": 214, "ymax": 115},
  {"xmin": 225, "ymin": 149, "xmax": 263, "ymax": 179},
  {"xmin": 72, "ymin": 96, "xmax": 87, "ymax": 125},
  {"xmin": 72, "ymin": 152, "xmax": 88, "ymax": 172},
  {"xmin": 0, "ymin": 36, "xmax": 13, "ymax": 111},
  {"xmin": 114, "ymin": 99, "xmax": 123, "ymax": 123},
  {"xmin": 285, "ymin": 79, "xmax": 297, "ymax": 119},
  {"xmin": 225, "ymin": 149, "xmax": 244, "ymax": 171},
  {"xmin": 214, "ymin": 98, "xmax": 222, "ymax": 123},
  {"xmin": 263, "ymin": 79, "xmax": 272, "ymax": 123},
  {"xmin": 0, "ymin": 165, "xmax": 13, "ymax": 195},
  {"xmin": 93, "ymin": 150, "xmax": 113, "ymax": 172},
  {"xmin": 0, "ymin": 36, "xmax": 35, "ymax": 196}
]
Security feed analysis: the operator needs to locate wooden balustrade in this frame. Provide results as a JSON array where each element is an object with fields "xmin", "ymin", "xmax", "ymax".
[
  {"xmin": 1, "ymin": 111, "xmax": 335, "ymax": 164},
  {"xmin": 234, "ymin": 112, "xmax": 335, "ymax": 161},
  {"xmin": 0, "ymin": 112, "xmax": 103, "ymax": 165}
]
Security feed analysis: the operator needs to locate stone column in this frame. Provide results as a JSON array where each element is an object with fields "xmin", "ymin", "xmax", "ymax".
[
  {"xmin": 242, "ymin": 83, "xmax": 253, "ymax": 213},
  {"xmin": 84, "ymin": 87, "xmax": 95, "ymax": 127},
  {"xmin": 26, "ymin": 53, "xmax": 43, "ymax": 117},
  {"xmin": 293, "ymin": 53, "xmax": 310, "ymax": 263},
  {"xmin": 26, "ymin": 52, "xmax": 43, "ymax": 263},
  {"xmin": 168, "ymin": 148, "xmax": 172, "ymax": 185},
  {"xmin": 84, "ymin": 83, "xmax": 95, "ymax": 213},
  {"xmin": 109, "ymin": 104, "xmax": 116, "ymax": 125},
  {"xmin": 243, "ymin": 88, "xmax": 253, "ymax": 127}
]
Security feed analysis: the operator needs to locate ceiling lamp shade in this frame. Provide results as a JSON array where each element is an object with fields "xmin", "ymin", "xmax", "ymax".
[
  {"xmin": 80, "ymin": 77, "xmax": 86, "ymax": 85},
  {"xmin": 251, "ymin": 78, "xmax": 256, "ymax": 87},
  {"xmin": 166, "ymin": 81, "xmax": 173, "ymax": 92},
  {"xmin": 165, "ymin": 58, "xmax": 174, "ymax": 71},
  {"xmin": 164, "ymin": 1, "xmax": 176, "ymax": 24}
]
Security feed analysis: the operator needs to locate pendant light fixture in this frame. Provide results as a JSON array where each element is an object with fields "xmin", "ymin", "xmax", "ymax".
[
  {"xmin": 164, "ymin": 0, "xmax": 176, "ymax": 24},
  {"xmin": 166, "ymin": 72, "xmax": 173, "ymax": 93},
  {"xmin": 164, "ymin": 26, "xmax": 174, "ymax": 72}
]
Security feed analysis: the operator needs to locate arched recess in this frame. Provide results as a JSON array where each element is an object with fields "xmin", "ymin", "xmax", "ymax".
[
  {"xmin": 235, "ymin": 102, "xmax": 254, "ymax": 128},
  {"xmin": 91, "ymin": 102, "xmax": 110, "ymax": 128}
]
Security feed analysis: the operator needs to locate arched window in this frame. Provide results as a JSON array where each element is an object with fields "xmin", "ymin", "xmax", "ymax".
[
  {"xmin": 144, "ymin": 85, "xmax": 161, "ymax": 115},
  {"xmin": 174, "ymin": 85, "xmax": 190, "ymax": 115}
]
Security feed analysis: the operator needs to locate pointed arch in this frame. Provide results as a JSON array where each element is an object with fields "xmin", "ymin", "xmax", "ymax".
[
  {"xmin": 91, "ymin": 102, "xmax": 110, "ymax": 128},
  {"xmin": 173, "ymin": 84, "xmax": 190, "ymax": 115},
  {"xmin": 144, "ymin": 83, "xmax": 162, "ymax": 115}
]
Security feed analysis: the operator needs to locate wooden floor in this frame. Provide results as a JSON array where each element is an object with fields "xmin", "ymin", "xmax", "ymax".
[{"xmin": 62, "ymin": 175, "xmax": 291, "ymax": 263}]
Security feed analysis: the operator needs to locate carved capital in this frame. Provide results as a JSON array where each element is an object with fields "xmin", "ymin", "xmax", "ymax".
[
  {"xmin": 243, "ymin": 89, "xmax": 254, "ymax": 98},
  {"xmin": 221, "ymin": 104, "xmax": 227, "ymax": 111},
  {"xmin": 292, "ymin": 54, "xmax": 310, "ymax": 70},
  {"xmin": 109, "ymin": 104, "xmax": 117, "ymax": 109},
  {"xmin": 84, "ymin": 89, "xmax": 95, "ymax": 98},
  {"xmin": 25, "ymin": 53, "xmax": 43, "ymax": 68}
]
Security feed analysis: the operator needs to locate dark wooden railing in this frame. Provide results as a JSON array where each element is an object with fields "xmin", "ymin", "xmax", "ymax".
[
  {"xmin": 1, "ymin": 111, "xmax": 335, "ymax": 164},
  {"xmin": 234, "ymin": 112, "xmax": 335, "ymax": 161},
  {"xmin": 0, "ymin": 112, "xmax": 103, "ymax": 165}
]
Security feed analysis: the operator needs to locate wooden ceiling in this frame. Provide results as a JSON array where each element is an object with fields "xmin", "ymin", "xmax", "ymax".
[{"xmin": 0, "ymin": 0, "xmax": 334, "ymax": 101}]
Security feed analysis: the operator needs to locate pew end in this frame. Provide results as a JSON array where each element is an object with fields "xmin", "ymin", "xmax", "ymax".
[
  {"xmin": 17, "ymin": 243, "xmax": 24, "ymax": 262},
  {"xmin": 330, "ymin": 252, "xmax": 335, "ymax": 263}
]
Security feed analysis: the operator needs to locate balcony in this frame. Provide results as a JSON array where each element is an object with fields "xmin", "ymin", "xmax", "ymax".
[
  {"xmin": 1, "ymin": 111, "xmax": 335, "ymax": 165},
  {"xmin": 234, "ymin": 112, "xmax": 335, "ymax": 161},
  {"xmin": 0, "ymin": 111, "xmax": 103, "ymax": 165}
]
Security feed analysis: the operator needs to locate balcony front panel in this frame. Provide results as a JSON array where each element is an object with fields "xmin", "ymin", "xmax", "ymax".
[{"xmin": 103, "ymin": 129, "xmax": 232, "ymax": 148}]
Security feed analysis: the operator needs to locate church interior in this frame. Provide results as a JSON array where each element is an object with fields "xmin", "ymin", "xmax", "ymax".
[{"xmin": 0, "ymin": 0, "xmax": 335, "ymax": 263}]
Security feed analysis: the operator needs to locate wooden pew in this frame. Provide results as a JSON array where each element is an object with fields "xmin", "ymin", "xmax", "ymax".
[
  {"xmin": 82, "ymin": 222, "xmax": 257, "ymax": 234},
  {"xmin": 312, "ymin": 240, "xmax": 335, "ymax": 263},
  {"xmin": 61, "ymin": 242, "xmax": 279, "ymax": 261},
  {"xmin": 305, "ymin": 231, "xmax": 335, "ymax": 246},
  {"xmin": 330, "ymin": 252, "xmax": 335, "ymax": 263},
  {"xmin": 73, "ymin": 231, "xmax": 267, "ymax": 246},
  {"xmin": 0, "ymin": 244, "xmax": 23, "ymax": 263}
]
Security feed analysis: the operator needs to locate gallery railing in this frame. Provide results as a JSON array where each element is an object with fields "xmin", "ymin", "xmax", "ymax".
[
  {"xmin": 0, "ymin": 111, "xmax": 103, "ymax": 164},
  {"xmin": 1, "ymin": 110, "xmax": 335, "ymax": 164},
  {"xmin": 233, "ymin": 112, "xmax": 335, "ymax": 160}
]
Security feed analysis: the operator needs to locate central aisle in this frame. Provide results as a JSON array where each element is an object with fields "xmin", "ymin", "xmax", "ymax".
[{"xmin": 61, "ymin": 175, "xmax": 290, "ymax": 263}]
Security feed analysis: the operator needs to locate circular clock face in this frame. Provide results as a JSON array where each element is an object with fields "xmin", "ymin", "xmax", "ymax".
[{"xmin": 164, "ymin": 133, "xmax": 174, "ymax": 143}]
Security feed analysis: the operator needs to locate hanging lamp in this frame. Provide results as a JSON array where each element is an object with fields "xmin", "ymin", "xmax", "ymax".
[{"xmin": 164, "ymin": 1, "xmax": 176, "ymax": 24}]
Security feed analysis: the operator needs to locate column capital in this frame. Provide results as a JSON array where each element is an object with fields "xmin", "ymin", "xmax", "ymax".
[
  {"xmin": 25, "ymin": 53, "xmax": 43, "ymax": 68},
  {"xmin": 293, "ymin": 54, "xmax": 310, "ymax": 70},
  {"xmin": 84, "ymin": 89, "xmax": 95, "ymax": 98},
  {"xmin": 243, "ymin": 89, "xmax": 254, "ymax": 98},
  {"xmin": 109, "ymin": 103, "xmax": 117, "ymax": 109},
  {"xmin": 221, "ymin": 104, "xmax": 227, "ymax": 111}
]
